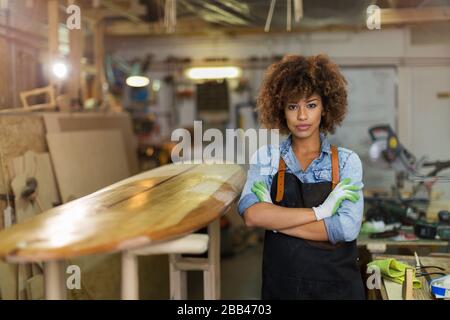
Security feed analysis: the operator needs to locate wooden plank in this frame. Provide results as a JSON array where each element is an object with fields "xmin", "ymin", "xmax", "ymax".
[
  {"xmin": 11, "ymin": 172, "xmax": 37, "ymax": 299},
  {"xmin": 26, "ymin": 274, "xmax": 44, "ymax": 300},
  {"xmin": 383, "ymin": 278, "xmax": 403, "ymax": 300},
  {"xmin": 68, "ymin": 1, "xmax": 83, "ymax": 103},
  {"xmin": 0, "ymin": 115, "xmax": 47, "ymax": 299},
  {"xmin": 17, "ymin": 263, "xmax": 32, "ymax": 299},
  {"xmin": 0, "ymin": 164, "xmax": 245, "ymax": 263},
  {"xmin": 47, "ymin": 0, "xmax": 59, "ymax": 85},
  {"xmin": 402, "ymin": 268, "xmax": 414, "ymax": 300},
  {"xmin": 9, "ymin": 150, "xmax": 58, "ymax": 300},
  {"xmin": 20, "ymin": 86, "xmax": 56, "ymax": 111},
  {"xmin": 93, "ymin": 20, "xmax": 106, "ymax": 103},
  {"xmin": 0, "ymin": 200, "xmax": 5, "ymax": 236},
  {"xmin": 43, "ymin": 113, "xmax": 139, "ymax": 174},
  {"xmin": 0, "ymin": 38, "xmax": 13, "ymax": 109},
  {"xmin": 169, "ymin": 254, "xmax": 187, "ymax": 299},
  {"xmin": 204, "ymin": 219, "xmax": 220, "ymax": 299},
  {"xmin": 0, "ymin": 262, "xmax": 17, "ymax": 300},
  {"xmin": 47, "ymin": 130, "xmax": 130, "ymax": 203}
]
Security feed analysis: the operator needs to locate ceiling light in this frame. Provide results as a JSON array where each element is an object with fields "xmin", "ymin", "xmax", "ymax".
[
  {"xmin": 52, "ymin": 61, "xmax": 69, "ymax": 80},
  {"xmin": 185, "ymin": 67, "xmax": 242, "ymax": 80},
  {"xmin": 126, "ymin": 75, "xmax": 150, "ymax": 87}
]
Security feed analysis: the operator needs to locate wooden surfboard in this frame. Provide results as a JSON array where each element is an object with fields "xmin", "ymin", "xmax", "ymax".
[{"xmin": 0, "ymin": 164, "xmax": 245, "ymax": 263}]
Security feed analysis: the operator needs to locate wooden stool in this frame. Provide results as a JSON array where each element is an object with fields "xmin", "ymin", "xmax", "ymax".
[{"xmin": 121, "ymin": 219, "xmax": 221, "ymax": 300}]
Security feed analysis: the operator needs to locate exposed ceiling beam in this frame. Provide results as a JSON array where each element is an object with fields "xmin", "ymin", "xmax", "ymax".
[
  {"xmin": 78, "ymin": 0, "xmax": 145, "ymax": 23},
  {"xmin": 179, "ymin": 0, "xmax": 253, "ymax": 26},
  {"xmin": 106, "ymin": 20, "xmax": 370, "ymax": 37},
  {"xmin": 381, "ymin": 6, "xmax": 450, "ymax": 25},
  {"xmin": 105, "ymin": 5, "xmax": 450, "ymax": 37},
  {"xmin": 106, "ymin": 17, "xmax": 224, "ymax": 37},
  {"xmin": 99, "ymin": 0, "xmax": 144, "ymax": 24},
  {"xmin": 83, "ymin": 8, "xmax": 126, "ymax": 20}
]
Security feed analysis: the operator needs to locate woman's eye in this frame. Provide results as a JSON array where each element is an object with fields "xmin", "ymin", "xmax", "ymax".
[
  {"xmin": 287, "ymin": 104, "xmax": 298, "ymax": 110},
  {"xmin": 307, "ymin": 103, "xmax": 317, "ymax": 109}
]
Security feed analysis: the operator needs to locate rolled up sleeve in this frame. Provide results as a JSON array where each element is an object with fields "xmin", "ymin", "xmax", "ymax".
[
  {"xmin": 237, "ymin": 193, "xmax": 260, "ymax": 216},
  {"xmin": 323, "ymin": 152, "xmax": 364, "ymax": 244},
  {"xmin": 237, "ymin": 145, "xmax": 277, "ymax": 217}
]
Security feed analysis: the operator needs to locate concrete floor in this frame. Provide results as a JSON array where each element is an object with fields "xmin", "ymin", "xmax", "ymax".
[{"xmin": 188, "ymin": 242, "xmax": 263, "ymax": 300}]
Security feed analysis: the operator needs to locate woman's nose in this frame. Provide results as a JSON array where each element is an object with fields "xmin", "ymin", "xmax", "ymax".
[{"xmin": 297, "ymin": 106, "xmax": 307, "ymax": 120}]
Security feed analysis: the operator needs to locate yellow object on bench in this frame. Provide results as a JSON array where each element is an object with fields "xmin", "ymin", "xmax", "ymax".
[{"xmin": 368, "ymin": 258, "xmax": 422, "ymax": 289}]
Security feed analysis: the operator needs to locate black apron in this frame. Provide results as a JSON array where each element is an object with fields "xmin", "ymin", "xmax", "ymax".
[{"xmin": 261, "ymin": 146, "xmax": 365, "ymax": 300}]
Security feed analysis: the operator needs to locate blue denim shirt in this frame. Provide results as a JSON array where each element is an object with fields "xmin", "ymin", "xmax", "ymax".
[{"xmin": 237, "ymin": 133, "xmax": 364, "ymax": 244}]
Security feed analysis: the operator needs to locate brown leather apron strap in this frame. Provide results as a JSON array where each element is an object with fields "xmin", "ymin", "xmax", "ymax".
[
  {"xmin": 275, "ymin": 158, "xmax": 286, "ymax": 202},
  {"xmin": 276, "ymin": 145, "xmax": 339, "ymax": 200},
  {"xmin": 331, "ymin": 145, "xmax": 340, "ymax": 190}
]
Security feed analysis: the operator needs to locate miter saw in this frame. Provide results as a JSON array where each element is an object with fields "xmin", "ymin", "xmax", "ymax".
[
  {"xmin": 365, "ymin": 125, "xmax": 450, "ymax": 239},
  {"xmin": 368, "ymin": 125, "xmax": 450, "ymax": 199}
]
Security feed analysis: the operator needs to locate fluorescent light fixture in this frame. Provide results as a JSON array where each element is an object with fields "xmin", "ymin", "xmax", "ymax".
[
  {"xmin": 126, "ymin": 75, "xmax": 150, "ymax": 87},
  {"xmin": 185, "ymin": 67, "xmax": 242, "ymax": 80},
  {"xmin": 52, "ymin": 61, "xmax": 69, "ymax": 79}
]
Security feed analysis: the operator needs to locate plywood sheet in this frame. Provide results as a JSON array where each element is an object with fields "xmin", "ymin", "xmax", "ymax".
[
  {"xmin": 0, "ymin": 114, "xmax": 46, "ymax": 195},
  {"xmin": 43, "ymin": 113, "xmax": 139, "ymax": 174},
  {"xmin": 46, "ymin": 130, "xmax": 131, "ymax": 203}
]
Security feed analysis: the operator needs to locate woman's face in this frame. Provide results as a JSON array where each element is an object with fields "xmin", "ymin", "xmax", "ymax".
[{"xmin": 284, "ymin": 93, "xmax": 324, "ymax": 140}]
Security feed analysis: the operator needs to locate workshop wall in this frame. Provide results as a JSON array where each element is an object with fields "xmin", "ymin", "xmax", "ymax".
[
  {"xmin": 109, "ymin": 26, "xmax": 450, "ymax": 197},
  {"xmin": 0, "ymin": 0, "xmax": 46, "ymax": 109}
]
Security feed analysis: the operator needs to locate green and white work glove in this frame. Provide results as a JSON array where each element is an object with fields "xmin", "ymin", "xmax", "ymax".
[
  {"xmin": 312, "ymin": 178, "xmax": 361, "ymax": 221},
  {"xmin": 251, "ymin": 181, "xmax": 277, "ymax": 233},
  {"xmin": 251, "ymin": 181, "xmax": 272, "ymax": 204}
]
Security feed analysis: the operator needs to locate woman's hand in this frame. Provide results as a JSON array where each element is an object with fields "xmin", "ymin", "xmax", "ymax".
[
  {"xmin": 312, "ymin": 178, "xmax": 361, "ymax": 221},
  {"xmin": 251, "ymin": 181, "xmax": 273, "ymax": 203}
]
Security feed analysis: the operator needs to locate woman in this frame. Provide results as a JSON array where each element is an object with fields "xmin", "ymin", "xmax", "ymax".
[{"xmin": 237, "ymin": 54, "xmax": 365, "ymax": 300}]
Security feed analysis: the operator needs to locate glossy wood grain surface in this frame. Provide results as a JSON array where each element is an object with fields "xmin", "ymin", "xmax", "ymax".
[{"xmin": 0, "ymin": 164, "xmax": 245, "ymax": 263}]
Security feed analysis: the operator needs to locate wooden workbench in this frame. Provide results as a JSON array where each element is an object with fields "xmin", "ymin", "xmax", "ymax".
[
  {"xmin": 357, "ymin": 232, "xmax": 449, "ymax": 254},
  {"xmin": 371, "ymin": 254, "xmax": 450, "ymax": 300},
  {"xmin": 0, "ymin": 163, "xmax": 245, "ymax": 299}
]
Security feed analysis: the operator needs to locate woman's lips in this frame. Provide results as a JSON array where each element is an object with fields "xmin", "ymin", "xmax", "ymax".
[{"xmin": 295, "ymin": 124, "xmax": 312, "ymax": 131}]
